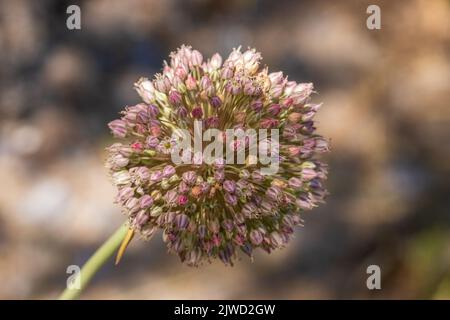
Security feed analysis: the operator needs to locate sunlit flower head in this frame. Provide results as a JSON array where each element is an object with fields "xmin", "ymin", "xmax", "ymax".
[{"xmin": 107, "ymin": 45, "xmax": 329, "ymax": 266}]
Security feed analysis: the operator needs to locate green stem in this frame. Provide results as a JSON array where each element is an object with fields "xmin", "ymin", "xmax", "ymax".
[{"xmin": 58, "ymin": 223, "xmax": 129, "ymax": 300}]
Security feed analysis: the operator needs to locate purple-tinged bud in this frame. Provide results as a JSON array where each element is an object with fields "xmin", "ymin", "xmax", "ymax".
[
  {"xmin": 221, "ymin": 67, "xmax": 233, "ymax": 80},
  {"xmin": 176, "ymin": 106, "xmax": 188, "ymax": 118},
  {"xmin": 191, "ymin": 106, "xmax": 203, "ymax": 119},
  {"xmin": 139, "ymin": 195, "xmax": 153, "ymax": 208},
  {"xmin": 134, "ymin": 77, "xmax": 155, "ymax": 103},
  {"xmin": 210, "ymin": 96, "xmax": 222, "ymax": 108},
  {"xmin": 205, "ymin": 116, "xmax": 219, "ymax": 128},
  {"xmin": 240, "ymin": 243, "xmax": 253, "ymax": 257},
  {"xmin": 301, "ymin": 168, "xmax": 317, "ymax": 181},
  {"xmin": 162, "ymin": 165, "xmax": 176, "ymax": 178},
  {"xmin": 269, "ymin": 71, "xmax": 284, "ymax": 86},
  {"xmin": 154, "ymin": 77, "xmax": 169, "ymax": 93},
  {"xmin": 271, "ymin": 84, "xmax": 284, "ymax": 98},
  {"xmin": 177, "ymin": 195, "xmax": 188, "ymax": 206},
  {"xmin": 125, "ymin": 197, "xmax": 140, "ymax": 213},
  {"xmin": 224, "ymin": 193, "xmax": 238, "ymax": 206},
  {"xmin": 145, "ymin": 136, "xmax": 159, "ymax": 148},
  {"xmin": 223, "ymin": 180, "xmax": 236, "ymax": 194},
  {"xmin": 270, "ymin": 232, "xmax": 284, "ymax": 247},
  {"xmin": 191, "ymin": 50, "xmax": 203, "ymax": 66},
  {"xmin": 210, "ymin": 53, "xmax": 222, "ymax": 69},
  {"xmin": 165, "ymin": 190, "xmax": 178, "ymax": 205},
  {"xmin": 249, "ymin": 229, "xmax": 263, "ymax": 245},
  {"xmin": 242, "ymin": 202, "xmax": 257, "ymax": 217},
  {"xmin": 150, "ymin": 170, "xmax": 163, "ymax": 182},
  {"xmin": 251, "ymin": 170, "xmax": 264, "ymax": 182},
  {"xmin": 288, "ymin": 177, "xmax": 303, "ymax": 188},
  {"xmin": 222, "ymin": 219, "xmax": 234, "ymax": 232},
  {"xmin": 260, "ymin": 118, "xmax": 279, "ymax": 129},
  {"xmin": 147, "ymin": 105, "xmax": 159, "ymax": 120},
  {"xmin": 182, "ymin": 171, "xmax": 197, "ymax": 185},
  {"xmin": 185, "ymin": 74, "xmax": 197, "ymax": 90},
  {"xmin": 218, "ymin": 249, "xmax": 231, "ymax": 265},
  {"xmin": 250, "ymin": 100, "xmax": 263, "ymax": 112},
  {"xmin": 169, "ymin": 90, "xmax": 182, "ymax": 105},
  {"xmin": 175, "ymin": 214, "xmax": 189, "ymax": 229},
  {"xmin": 267, "ymin": 103, "xmax": 282, "ymax": 116},
  {"xmin": 225, "ymin": 81, "xmax": 241, "ymax": 95},
  {"xmin": 266, "ymin": 186, "xmax": 282, "ymax": 201},
  {"xmin": 111, "ymin": 154, "xmax": 129, "ymax": 168},
  {"xmin": 260, "ymin": 201, "xmax": 273, "ymax": 213},
  {"xmin": 199, "ymin": 181, "xmax": 210, "ymax": 194},
  {"xmin": 174, "ymin": 66, "xmax": 188, "ymax": 79},
  {"xmin": 244, "ymin": 82, "xmax": 256, "ymax": 96},
  {"xmin": 296, "ymin": 195, "xmax": 313, "ymax": 210},
  {"xmin": 135, "ymin": 167, "xmax": 150, "ymax": 181},
  {"xmin": 200, "ymin": 75, "xmax": 212, "ymax": 91},
  {"xmin": 178, "ymin": 181, "xmax": 190, "ymax": 194},
  {"xmin": 108, "ymin": 120, "xmax": 127, "ymax": 138},
  {"xmin": 117, "ymin": 186, "xmax": 134, "ymax": 203},
  {"xmin": 185, "ymin": 249, "xmax": 202, "ymax": 266},
  {"xmin": 314, "ymin": 138, "xmax": 329, "ymax": 153},
  {"xmin": 133, "ymin": 210, "xmax": 149, "ymax": 229},
  {"xmin": 291, "ymin": 83, "xmax": 313, "ymax": 105},
  {"xmin": 214, "ymin": 169, "xmax": 225, "ymax": 182}
]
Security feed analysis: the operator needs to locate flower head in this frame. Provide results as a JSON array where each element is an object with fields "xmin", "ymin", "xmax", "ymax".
[{"xmin": 107, "ymin": 45, "xmax": 329, "ymax": 266}]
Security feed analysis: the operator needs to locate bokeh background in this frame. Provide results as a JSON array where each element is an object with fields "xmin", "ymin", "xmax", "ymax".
[{"xmin": 0, "ymin": 0, "xmax": 449, "ymax": 299}]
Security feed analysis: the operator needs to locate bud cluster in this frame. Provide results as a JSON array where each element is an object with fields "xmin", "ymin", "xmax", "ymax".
[{"xmin": 107, "ymin": 45, "xmax": 329, "ymax": 266}]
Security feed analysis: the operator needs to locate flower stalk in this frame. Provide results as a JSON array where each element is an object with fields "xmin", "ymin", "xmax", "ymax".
[{"xmin": 58, "ymin": 223, "xmax": 129, "ymax": 300}]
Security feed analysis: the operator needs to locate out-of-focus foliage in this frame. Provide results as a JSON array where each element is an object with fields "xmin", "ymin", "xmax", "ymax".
[{"xmin": 0, "ymin": 0, "xmax": 448, "ymax": 299}]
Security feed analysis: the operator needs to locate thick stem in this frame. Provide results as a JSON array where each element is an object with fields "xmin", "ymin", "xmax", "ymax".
[{"xmin": 58, "ymin": 223, "xmax": 129, "ymax": 300}]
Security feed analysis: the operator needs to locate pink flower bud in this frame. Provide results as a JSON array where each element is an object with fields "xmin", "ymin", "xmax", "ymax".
[
  {"xmin": 191, "ymin": 106, "xmax": 203, "ymax": 119},
  {"xmin": 267, "ymin": 103, "xmax": 282, "ymax": 116},
  {"xmin": 223, "ymin": 180, "xmax": 236, "ymax": 194},
  {"xmin": 210, "ymin": 53, "xmax": 222, "ymax": 69},
  {"xmin": 177, "ymin": 195, "xmax": 188, "ymax": 206},
  {"xmin": 191, "ymin": 50, "xmax": 203, "ymax": 66},
  {"xmin": 210, "ymin": 96, "xmax": 222, "ymax": 108},
  {"xmin": 108, "ymin": 120, "xmax": 127, "ymax": 138},
  {"xmin": 182, "ymin": 171, "xmax": 197, "ymax": 185},
  {"xmin": 139, "ymin": 195, "xmax": 153, "ymax": 208},
  {"xmin": 162, "ymin": 165, "xmax": 176, "ymax": 178},
  {"xmin": 185, "ymin": 74, "xmax": 197, "ymax": 90},
  {"xmin": 169, "ymin": 90, "xmax": 182, "ymax": 105}
]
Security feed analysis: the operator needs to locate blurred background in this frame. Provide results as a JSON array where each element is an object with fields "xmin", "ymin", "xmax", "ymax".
[{"xmin": 0, "ymin": 0, "xmax": 449, "ymax": 299}]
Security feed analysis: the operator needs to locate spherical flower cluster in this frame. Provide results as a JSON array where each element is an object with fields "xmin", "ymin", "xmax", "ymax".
[{"xmin": 106, "ymin": 45, "xmax": 329, "ymax": 266}]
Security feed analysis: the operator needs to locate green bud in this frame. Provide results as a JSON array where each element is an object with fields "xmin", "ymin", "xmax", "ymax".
[
  {"xmin": 169, "ymin": 174, "xmax": 180, "ymax": 183},
  {"xmin": 144, "ymin": 150, "xmax": 156, "ymax": 157},
  {"xmin": 150, "ymin": 206, "xmax": 163, "ymax": 217},
  {"xmin": 161, "ymin": 179, "xmax": 170, "ymax": 190},
  {"xmin": 301, "ymin": 161, "xmax": 316, "ymax": 169}
]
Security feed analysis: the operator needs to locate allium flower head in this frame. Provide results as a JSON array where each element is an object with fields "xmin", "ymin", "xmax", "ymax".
[{"xmin": 107, "ymin": 45, "xmax": 329, "ymax": 266}]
